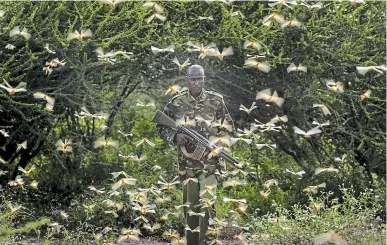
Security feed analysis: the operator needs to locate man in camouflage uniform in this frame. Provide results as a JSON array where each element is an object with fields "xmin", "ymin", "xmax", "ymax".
[{"xmin": 157, "ymin": 65, "xmax": 233, "ymax": 245}]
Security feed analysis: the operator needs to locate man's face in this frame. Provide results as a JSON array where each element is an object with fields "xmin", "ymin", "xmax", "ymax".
[{"xmin": 187, "ymin": 70, "xmax": 205, "ymax": 95}]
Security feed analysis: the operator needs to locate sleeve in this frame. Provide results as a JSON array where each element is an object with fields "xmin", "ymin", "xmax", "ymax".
[{"xmin": 157, "ymin": 100, "xmax": 178, "ymax": 145}]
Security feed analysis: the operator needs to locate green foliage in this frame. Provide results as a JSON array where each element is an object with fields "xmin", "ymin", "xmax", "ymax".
[
  {"xmin": 0, "ymin": 198, "xmax": 49, "ymax": 243},
  {"xmin": 248, "ymin": 187, "xmax": 386, "ymax": 245}
]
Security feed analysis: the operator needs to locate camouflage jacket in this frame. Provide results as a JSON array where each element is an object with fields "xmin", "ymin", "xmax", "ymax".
[{"xmin": 157, "ymin": 88, "xmax": 234, "ymax": 179}]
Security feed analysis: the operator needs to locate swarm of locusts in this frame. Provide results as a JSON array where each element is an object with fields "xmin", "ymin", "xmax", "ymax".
[{"xmin": 0, "ymin": 0, "xmax": 379, "ymax": 244}]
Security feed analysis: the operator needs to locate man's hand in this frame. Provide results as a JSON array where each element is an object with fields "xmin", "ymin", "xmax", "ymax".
[{"xmin": 174, "ymin": 133, "xmax": 193, "ymax": 146}]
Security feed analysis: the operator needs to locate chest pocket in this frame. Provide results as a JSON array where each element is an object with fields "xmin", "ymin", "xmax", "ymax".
[
  {"xmin": 200, "ymin": 100, "xmax": 219, "ymax": 119},
  {"xmin": 174, "ymin": 101, "xmax": 195, "ymax": 119},
  {"xmin": 173, "ymin": 98, "xmax": 220, "ymax": 122},
  {"xmin": 194, "ymin": 103, "xmax": 215, "ymax": 122}
]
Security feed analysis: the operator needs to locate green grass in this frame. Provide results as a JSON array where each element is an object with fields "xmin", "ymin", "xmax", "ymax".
[{"xmin": 1, "ymin": 182, "xmax": 385, "ymax": 245}]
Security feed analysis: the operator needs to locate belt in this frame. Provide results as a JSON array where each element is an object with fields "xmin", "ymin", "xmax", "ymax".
[{"xmin": 185, "ymin": 167, "xmax": 202, "ymax": 178}]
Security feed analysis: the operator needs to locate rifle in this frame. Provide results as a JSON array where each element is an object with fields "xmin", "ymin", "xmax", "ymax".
[{"xmin": 152, "ymin": 110, "xmax": 259, "ymax": 182}]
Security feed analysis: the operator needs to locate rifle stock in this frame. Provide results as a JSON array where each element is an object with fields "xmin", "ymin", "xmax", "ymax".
[{"xmin": 152, "ymin": 110, "xmax": 177, "ymax": 128}]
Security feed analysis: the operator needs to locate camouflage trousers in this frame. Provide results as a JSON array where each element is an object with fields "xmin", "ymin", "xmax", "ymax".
[{"xmin": 183, "ymin": 172, "xmax": 217, "ymax": 245}]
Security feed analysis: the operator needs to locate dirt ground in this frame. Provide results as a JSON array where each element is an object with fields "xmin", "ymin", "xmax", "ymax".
[
  {"xmin": 116, "ymin": 226, "xmax": 243, "ymax": 245},
  {"xmin": 24, "ymin": 238, "xmax": 241, "ymax": 245},
  {"xmin": 118, "ymin": 238, "xmax": 241, "ymax": 245}
]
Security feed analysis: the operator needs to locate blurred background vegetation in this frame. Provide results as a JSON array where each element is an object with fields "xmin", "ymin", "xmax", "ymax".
[{"xmin": 0, "ymin": 1, "xmax": 385, "ymax": 244}]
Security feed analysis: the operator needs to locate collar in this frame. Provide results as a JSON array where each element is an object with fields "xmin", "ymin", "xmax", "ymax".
[{"xmin": 187, "ymin": 88, "xmax": 207, "ymax": 102}]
